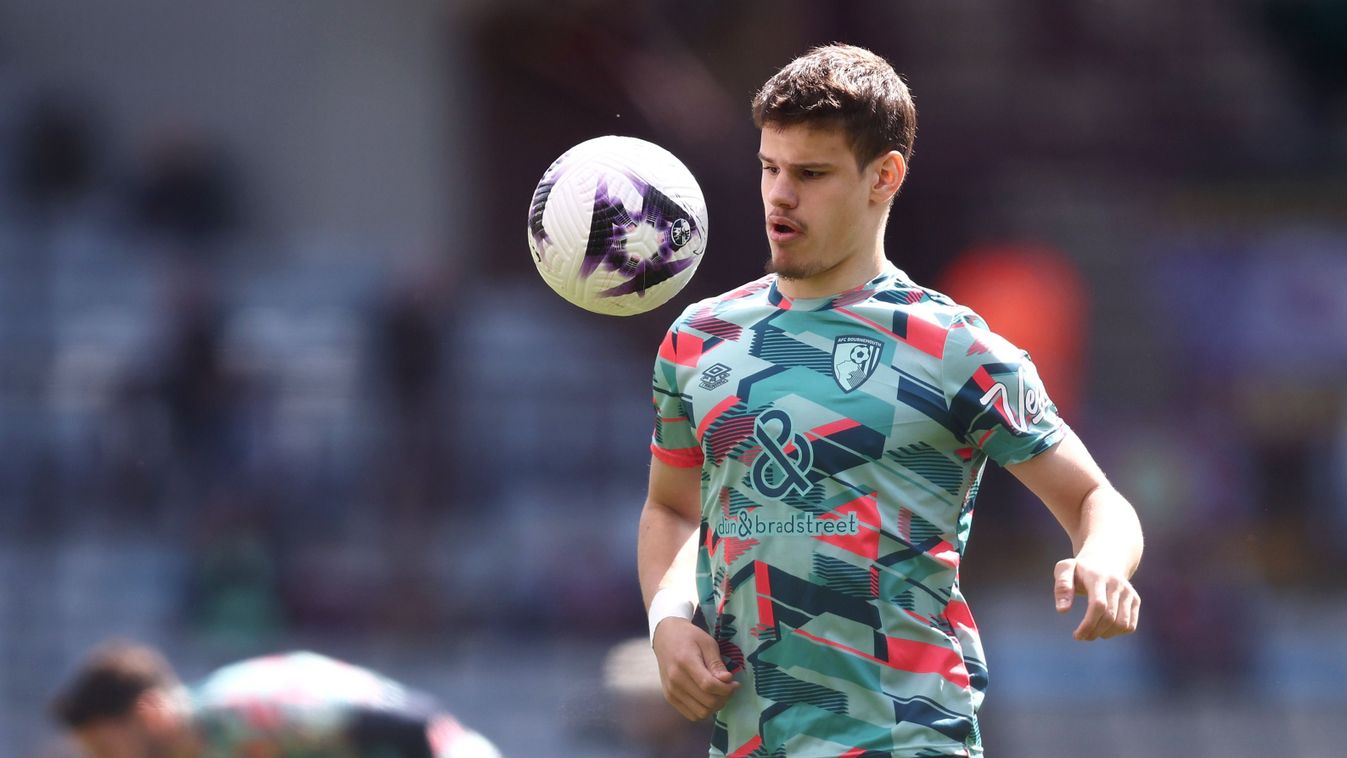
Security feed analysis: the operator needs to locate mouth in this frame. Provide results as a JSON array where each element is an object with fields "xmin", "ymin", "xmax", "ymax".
[{"xmin": 767, "ymin": 215, "xmax": 803, "ymax": 243}]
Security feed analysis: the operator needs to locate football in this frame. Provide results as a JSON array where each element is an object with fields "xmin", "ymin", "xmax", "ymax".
[{"xmin": 527, "ymin": 136, "xmax": 708, "ymax": 316}]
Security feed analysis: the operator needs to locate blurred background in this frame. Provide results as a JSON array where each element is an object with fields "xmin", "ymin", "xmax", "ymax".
[{"xmin": 2, "ymin": 0, "xmax": 1346, "ymax": 755}]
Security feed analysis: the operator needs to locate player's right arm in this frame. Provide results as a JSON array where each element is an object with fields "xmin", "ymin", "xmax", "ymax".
[{"xmin": 638, "ymin": 456, "xmax": 739, "ymax": 720}]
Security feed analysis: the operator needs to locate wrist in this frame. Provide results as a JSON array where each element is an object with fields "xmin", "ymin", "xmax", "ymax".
[
  {"xmin": 1073, "ymin": 548, "xmax": 1135, "ymax": 578},
  {"xmin": 647, "ymin": 587, "xmax": 695, "ymax": 645}
]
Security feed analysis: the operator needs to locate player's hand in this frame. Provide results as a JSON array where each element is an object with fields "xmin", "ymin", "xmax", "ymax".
[
  {"xmin": 1053, "ymin": 556, "xmax": 1141, "ymax": 641},
  {"xmin": 651, "ymin": 617, "xmax": 740, "ymax": 721}
]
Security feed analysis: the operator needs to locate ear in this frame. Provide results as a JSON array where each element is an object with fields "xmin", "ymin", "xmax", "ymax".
[{"xmin": 870, "ymin": 151, "xmax": 907, "ymax": 204}]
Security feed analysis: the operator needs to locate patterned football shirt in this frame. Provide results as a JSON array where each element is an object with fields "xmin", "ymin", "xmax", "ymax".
[
  {"xmin": 190, "ymin": 652, "xmax": 500, "ymax": 757},
  {"xmin": 650, "ymin": 264, "xmax": 1065, "ymax": 758}
]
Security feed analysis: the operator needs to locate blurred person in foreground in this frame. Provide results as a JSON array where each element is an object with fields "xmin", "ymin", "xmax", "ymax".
[
  {"xmin": 51, "ymin": 642, "xmax": 500, "ymax": 758},
  {"xmin": 637, "ymin": 44, "xmax": 1144, "ymax": 757}
]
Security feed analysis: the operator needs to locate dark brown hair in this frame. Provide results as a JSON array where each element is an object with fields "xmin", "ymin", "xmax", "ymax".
[
  {"xmin": 752, "ymin": 44, "xmax": 917, "ymax": 170},
  {"xmin": 50, "ymin": 642, "xmax": 179, "ymax": 728}
]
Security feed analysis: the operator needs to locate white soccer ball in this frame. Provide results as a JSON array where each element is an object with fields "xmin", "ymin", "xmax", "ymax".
[{"xmin": 527, "ymin": 136, "xmax": 708, "ymax": 316}]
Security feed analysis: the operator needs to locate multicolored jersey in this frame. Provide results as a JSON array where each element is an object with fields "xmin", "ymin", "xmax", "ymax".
[
  {"xmin": 650, "ymin": 264, "xmax": 1065, "ymax": 758},
  {"xmin": 190, "ymin": 652, "xmax": 500, "ymax": 758}
]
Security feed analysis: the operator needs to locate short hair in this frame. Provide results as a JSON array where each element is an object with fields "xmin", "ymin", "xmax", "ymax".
[
  {"xmin": 751, "ymin": 44, "xmax": 917, "ymax": 170},
  {"xmin": 50, "ymin": 642, "xmax": 179, "ymax": 728}
]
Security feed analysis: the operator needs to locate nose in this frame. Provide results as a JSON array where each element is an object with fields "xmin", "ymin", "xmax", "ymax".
[{"xmin": 765, "ymin": 172, "xmax": 797, "ymax": 209}]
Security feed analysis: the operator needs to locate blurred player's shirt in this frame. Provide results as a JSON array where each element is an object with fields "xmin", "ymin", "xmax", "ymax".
[
  {"xmin": 651, "ymin": 264, "xmax": 1064, "ymax": 758},
  {"xmin": 191, "ymin": 652, "xmax": 500, "ymax": 758}
]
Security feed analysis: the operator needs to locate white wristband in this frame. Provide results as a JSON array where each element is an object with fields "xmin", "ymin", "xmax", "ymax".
[{"xmin": 647, "ymin": 587, "xmax": 695, "ymax": 645}]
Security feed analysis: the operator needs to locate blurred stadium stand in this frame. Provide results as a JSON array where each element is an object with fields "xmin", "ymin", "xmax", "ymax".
[{"xmin": 2, "ymin": 1, "xmax": 1346, "ymax": 756}]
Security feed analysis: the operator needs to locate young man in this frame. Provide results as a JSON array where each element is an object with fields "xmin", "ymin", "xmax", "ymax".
[
  {"xmin": 51, "ymin": 642, "xmax": 500, "ymax": 758},
  {"xmin": 637, "ymin": 44, "xmax": 1143, "ymax": 757}
]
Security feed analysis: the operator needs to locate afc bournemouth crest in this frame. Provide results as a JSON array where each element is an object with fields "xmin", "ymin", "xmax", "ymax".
[{"xmin": 832, "ymin": 335, "xmax": 883, "ymax": 392}]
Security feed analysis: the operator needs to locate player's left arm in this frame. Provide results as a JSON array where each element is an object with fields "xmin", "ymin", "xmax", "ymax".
[{"xmin": 1006, "ymin": 428, "xmax": 1143, "ymax": 641}]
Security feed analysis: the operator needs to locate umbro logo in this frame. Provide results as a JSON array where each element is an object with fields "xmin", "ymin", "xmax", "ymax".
[{"xmin": 699, "ymin": 363, "xmax": 732, "ymax": 391}]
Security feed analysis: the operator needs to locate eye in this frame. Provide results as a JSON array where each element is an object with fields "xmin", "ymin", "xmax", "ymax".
[
  {"xmin": 761, "ymin": 165, "xmax": 779, "ymax": 175},
  {"xmin": 800, "ymin": 169, "xmax": 824, "ymax": 179}
]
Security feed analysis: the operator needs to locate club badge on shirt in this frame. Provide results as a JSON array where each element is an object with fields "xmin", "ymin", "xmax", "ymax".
[{"xmin": 832, "ymin": 335, "xmax": 883, "ymax": 392}]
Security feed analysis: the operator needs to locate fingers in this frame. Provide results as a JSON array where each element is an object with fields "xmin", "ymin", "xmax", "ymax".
[
  {"xmin": 1056, "ymin": 555, "xmax": 1143, "ymax": 642},
  {"xmin": 667, "ymin": 666, "xmax": 734, "ymax": 720},
  {"xmin": 1074, "ymin": 578, "xmax": 1111, "ymax": 640},
  {"xmin": 654, "ymin": 624, "xmax": 740, "ymax": 721},
  {"xmin": 672, "ymin": 676, "xmax": 719, "ymax": 715},
  {"xmin": 1052, "ymin": 559, "xmax": 1077, "ymax": 614},
  {"xmin": 1100, "ymin": 587, "xmax": 1141, "ymax": 639},
  {"xmin": 1073, "ymin": 576, "xmax": 1141, "ymax": 641},
  {"xmin": 696, "ymin": 634, "xmax": 739, "ymax": 695},
  {"xmin": 668, "ymin": 688, "xmax": 715, "ymax": 721}
]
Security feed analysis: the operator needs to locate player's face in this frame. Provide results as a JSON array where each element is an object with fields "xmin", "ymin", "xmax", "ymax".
[{"xmin": 759, "ymin": 123, "xmax": 883, "ymax": 294}]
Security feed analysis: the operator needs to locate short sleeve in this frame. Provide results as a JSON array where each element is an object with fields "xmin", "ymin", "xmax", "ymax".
[
  {"xmin": 942, "ymin": 311, "xmax": 1066, "ymax": 466},
  {"xmin": 650, "ymin": 320, "xmax": 704, "ymax": 468}
]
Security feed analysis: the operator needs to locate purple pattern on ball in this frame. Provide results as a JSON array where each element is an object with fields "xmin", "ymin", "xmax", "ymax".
[{"xmin": 581, "ymin": 171, "xmax": 701, "ymax": 298}]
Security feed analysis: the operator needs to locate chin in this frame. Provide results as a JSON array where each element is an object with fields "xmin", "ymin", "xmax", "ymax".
[{"xmin": 765, "ymin": 252, "xmax": 818, "ymax": 281}]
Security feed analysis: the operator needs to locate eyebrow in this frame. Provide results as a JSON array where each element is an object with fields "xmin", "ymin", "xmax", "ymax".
[{"xmin": 757, "ymin": 153, "xmax": 835, "ymax": 170}]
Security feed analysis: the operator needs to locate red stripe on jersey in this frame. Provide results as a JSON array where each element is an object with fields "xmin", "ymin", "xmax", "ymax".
[
  {"xmin": 840, "ymin": 749, "xmax": 868, "ymax": 758},
  {"xmin": 901, "ymin": 310, "xmax": 949, "ymax": 357},
  {"xmin": 832, "ymin": 285, "xmax": 875, "ymax": 308},
  {"xmin": 881, "ymin": 635, "xmax": 971, "ymax": 688},
  {"xmin": 836, "ymin": 306, "xmax": 898, "ymax": 339},
  {"xmin": 696, "ymin": 395, "xmax": 742, "ymax": 444},
  {"xmin": 837, "ymin": 306, "xmax": 948, "ymax": 358},
  {"xmin": 971, "ymin": 366, "xmax": 996, "ymax": 392},
  {"xmin": 657, "ymin": 329, "xmax": 707, "ymax": 367},
  {"xmin": 675, "ymin": 332, "xmax": 706, "ymax": 367},
  {"xmin": 943, "ymin": 599, "xmax": 977, "ymax": 633},
  {"xmin": 707, "ymin": 415, "xmax": 756, "ymax": 464},
  {"xmin": 706, "ymin": 526, "xmax": 758, "ymax": 567},
  {"xmin": 721, "ymin": 277, "xmax": 773, "ymax": 302},
  {"xmin": 805, "ymin": 417, "xmax": 862, "ymax": 440},
  {"xmin": 905, "ymin": 608, "xmax": 935, "ymax": 626},
  {"xmin": 754, "ymin": 561, "xmax": 775, "ymax": 628},
  {"xmin": 720, "ymin": 537, "xmax": 757, "ymax": 566},
  {"xmin": 657, "ymin": 329, "xmax": 678, "ymax": 363},
  {"xmin": 792, "ymin": 628, "xmax": 885, "ymax": 664},
  {"xmin": 792, "ymin": 628, "xmax": 971, "ymax": 688},
  {"xmin": 650, "ymin": 442, "xmax": 703, "ymax": 468},
  {"xmin": 728, "ymin": 736, "xmax": 764, "ymax": 758},
  {"xmin": 929, "ymin": 539, "xmax": 961, "ymax": 569},
  {"xmin": 814, "ymin": 492, "xmax": 881, "ymax": 560},
  {"xmin": 687, "ymin": 312, "xmax": 743, "ymax": 341}
]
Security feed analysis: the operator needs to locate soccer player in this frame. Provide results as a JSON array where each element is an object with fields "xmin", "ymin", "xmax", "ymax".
[
  {"xmin": 50, "ymin": 642, "xmax": 501, "ymax": 758},
  {"xmin": 637, "ymin": 44, "xmax": 1143, "ymax": 757}
]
